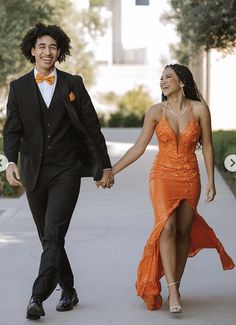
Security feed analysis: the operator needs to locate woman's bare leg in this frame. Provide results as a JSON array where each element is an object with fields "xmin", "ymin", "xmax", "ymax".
[
  {"xmin": 159, "ymin": 211, "xmax": 181, "ymax": 308},
  {"xmin": 176, "ymin": 200, "xmax": 195, "ymax": 285}
]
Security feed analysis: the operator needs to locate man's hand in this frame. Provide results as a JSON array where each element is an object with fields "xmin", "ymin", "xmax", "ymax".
[
  {"xmin": 96, "ymin": 170, "xmax": 114, "ymax": 189},
  {"xmin": 6, "ymin": 163, "xmax": 22, "ymax": 187}
]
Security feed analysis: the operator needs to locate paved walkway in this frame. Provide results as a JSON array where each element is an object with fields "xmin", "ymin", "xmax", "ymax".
[{"xmin": 0, "ymin": 128, "xmax": 235, "ymax": 325}]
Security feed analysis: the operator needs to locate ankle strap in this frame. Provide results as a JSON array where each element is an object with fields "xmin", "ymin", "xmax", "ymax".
[{"xmin": 168, "ymin": 282, "xmax": 177, "ymax": 287}]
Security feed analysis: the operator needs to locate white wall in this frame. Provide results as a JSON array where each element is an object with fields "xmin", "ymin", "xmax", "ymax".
[{"xmin": 209, "ymin": 50, "xmax": 236, "ymax": 130}]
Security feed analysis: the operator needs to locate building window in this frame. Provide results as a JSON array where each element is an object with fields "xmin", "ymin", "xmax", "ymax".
[{"xmin": 135, "ymin": 0, "xmax": 149, "ymax": 5}]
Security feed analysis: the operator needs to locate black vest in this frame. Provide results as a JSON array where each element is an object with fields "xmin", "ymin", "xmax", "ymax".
[{"xmin": 37, "ymin": 84, "xmax": 79, "ymax": 166}]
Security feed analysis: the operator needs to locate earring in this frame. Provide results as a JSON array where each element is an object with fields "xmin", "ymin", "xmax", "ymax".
[{"xmin": 180, "ymin": 84, "xmax": 185, "ymax": 97}]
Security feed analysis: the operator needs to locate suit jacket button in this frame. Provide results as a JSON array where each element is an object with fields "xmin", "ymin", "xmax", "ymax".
[{"xmin": 39, "ymin": 153, "xmax": 42, "ymax": 156}]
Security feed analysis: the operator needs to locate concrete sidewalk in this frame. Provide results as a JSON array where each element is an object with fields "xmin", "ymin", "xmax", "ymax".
[{"xmin": 0, "ymin": 128, "xmax": 235, "ymax": 325}]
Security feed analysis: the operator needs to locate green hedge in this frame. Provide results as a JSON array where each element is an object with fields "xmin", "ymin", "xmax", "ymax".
[
  {"xmin": 98, "ymin": 111, "xmax": 145, "ymax": 127},
  {"xmin": 98, "ymin": 86, "xmax": 152, "ymax": 128},
  {"xmin": 212, "ymin": 130, "xmax": 236, "ymax": 196}
]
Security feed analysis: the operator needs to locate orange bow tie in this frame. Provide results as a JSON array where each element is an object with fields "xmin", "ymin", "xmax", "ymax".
[{"xmin": 35, "ymin": 73, "xmax": 55, "ymax": 85}]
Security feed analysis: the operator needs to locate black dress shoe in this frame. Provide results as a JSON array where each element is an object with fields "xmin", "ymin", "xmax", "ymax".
[
  {"xmin": 56, "ymin": 288, "xmax": 79, "ymax": 312},
  {"xmin": 26, "ymin": 296, "xmax": 45, "ymax": 320}
]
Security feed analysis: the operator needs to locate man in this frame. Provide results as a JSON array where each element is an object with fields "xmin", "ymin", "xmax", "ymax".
[{"xmin": 3, "ymin": 23, "xmax": 114, "ymax": 320}]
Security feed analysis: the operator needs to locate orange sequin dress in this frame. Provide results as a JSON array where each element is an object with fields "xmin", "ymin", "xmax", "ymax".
[{"xmin": 135, "ymin": 105, "xmax": 235, "ymax": 311}]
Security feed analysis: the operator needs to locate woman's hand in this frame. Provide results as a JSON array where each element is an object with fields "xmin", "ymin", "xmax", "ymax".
[{"xmin": 205, "ymin": 183, "xmax": 216, "ymax": 202}]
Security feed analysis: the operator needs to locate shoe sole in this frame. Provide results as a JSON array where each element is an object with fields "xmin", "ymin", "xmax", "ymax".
[
  {"xmin": 26, "ymin": 306, "xmax": 45, "ymax": 319},
  {"xmin": 26, "ymin": 314, "xmax": 41, "ymax": 320},
  {"xmin": 170, "ymin": 306, "xmax": 182, "ymax": 313}
]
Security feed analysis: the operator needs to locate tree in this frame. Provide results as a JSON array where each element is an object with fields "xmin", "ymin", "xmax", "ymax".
[
  {"xmin": 163, "ymin": 0, "xmax": 236, "ymax": 63},
  {"xmin": 0, "ymin": 0, "xmax": 52, "ymax": 87},
  {"xmin": 90, "ymin": 0, "xmax": 109, "ymax": 7},
  {"xmin": 48, "ymin": 0, "xmax": 108, "ymax": 85},
  {"xmin": 0, "ymin": 0, "xmax": 108, "ymax": 88}
]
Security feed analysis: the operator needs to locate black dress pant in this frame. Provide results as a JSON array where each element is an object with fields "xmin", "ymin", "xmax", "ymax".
[{"xmin": 26, "ymin": 163, "xmax": 81, "ymax": 301}]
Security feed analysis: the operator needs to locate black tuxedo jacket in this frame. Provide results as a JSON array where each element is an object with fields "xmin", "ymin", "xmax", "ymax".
[{"xmin": 3, "ymin": 69, "xmax": 111, "ymax": 191}]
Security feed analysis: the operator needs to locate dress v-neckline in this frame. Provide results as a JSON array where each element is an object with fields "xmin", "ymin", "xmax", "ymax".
[
  {"xmin": 163, "ymin": 115, "xmax": 195, "ymax": 139},
  {"xmin": 158, "ymin": 100, "xmax": 200, "ymax": 139},
  {"xmin": 157, "ymin": 115, "xmax": 200, "ymax": 154}
]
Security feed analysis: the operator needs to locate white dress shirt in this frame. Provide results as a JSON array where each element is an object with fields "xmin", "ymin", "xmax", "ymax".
[{"xmin": 34, "ymin": 68, "xmax": 57, "ymax": 107}]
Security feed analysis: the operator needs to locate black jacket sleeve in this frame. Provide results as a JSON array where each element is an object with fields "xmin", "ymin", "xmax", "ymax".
[
  {"xmin": 3, "ymin": 82, "xmax": 22, "ymax": 163},
  {"xmin": 75, "ymin": 76, "xmax": 111, "ymax": 169}
]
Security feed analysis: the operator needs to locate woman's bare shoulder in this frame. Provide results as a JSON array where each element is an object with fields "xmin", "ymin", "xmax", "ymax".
[
  {"xmin": 146, "ymin": 103, "xmax": 165, "ymax": 122},
  {"xmin": 189, "ymin": 99, "xmax": 209, "ymax": 119}
]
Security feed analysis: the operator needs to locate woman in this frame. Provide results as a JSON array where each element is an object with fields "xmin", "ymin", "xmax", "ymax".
[{"xmin": 112, "ymin": 64, "xmax": 235, "ymax": 313}]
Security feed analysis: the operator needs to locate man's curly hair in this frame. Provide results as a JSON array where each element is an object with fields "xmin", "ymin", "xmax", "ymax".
[{"xmin": 20, "ymin": 23, "xmax": 71, "ymax": 63}]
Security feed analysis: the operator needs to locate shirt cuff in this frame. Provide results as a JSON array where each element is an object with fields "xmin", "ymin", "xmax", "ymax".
[
  {"xmin": 103, "ymin": 168, "xmax": 112, "ymax": 171},
  {"xmin": 5, "ymin": 162, "xmax": 16, "ymax": 169}
]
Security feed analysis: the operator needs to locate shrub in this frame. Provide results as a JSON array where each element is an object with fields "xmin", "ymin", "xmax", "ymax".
[
  {"xmin": 0, "ymin": 173, "xmax": 17, "ymax": 197},
  {"xmin": 121, "ymin": 112, "xmax": 144, "ymax": 127},
  {"xmin": 108, "ymin": 111, "xmax": 124, "ymax": 127},
  {"xmin": 107, "ymin": 111, "xmax": 145, "ymax": 127},
  {"xmin": 100, "ymin": 85, "xmax": 152, "ymax": 127},
  {"xmin": 0, "ymin": 137, "xmax": 19, "ymax": 197},
  {"xmin": 213, "ymin": 130, "xmax": 236, "ymax": 170},
  {"xmin": 118, "ymin": 85, "xmax": 153, "ymax": 118},
  {"xmin": 212, "ymin": 130, "xmax": 236, "ymax": 197}
]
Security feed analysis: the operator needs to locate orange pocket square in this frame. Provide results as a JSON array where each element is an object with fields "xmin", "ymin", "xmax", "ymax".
[{"xmin": 69, "ymin": 91, "xmax": 76, "ymax": 102}]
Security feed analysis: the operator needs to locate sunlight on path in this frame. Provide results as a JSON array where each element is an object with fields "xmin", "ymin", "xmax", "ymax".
[{"xmin": 106, "ymin": 141, "xmax": 158, "ymax": 156}]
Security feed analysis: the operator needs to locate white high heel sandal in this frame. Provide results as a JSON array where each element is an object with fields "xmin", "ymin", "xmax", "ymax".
[
  {"xmin": 167, "ymin": 280, "xmax": 180, "ymax": 303},
  {"xmin": 168, "ymin": 282, "xmax": 182, "ymax": 313}
]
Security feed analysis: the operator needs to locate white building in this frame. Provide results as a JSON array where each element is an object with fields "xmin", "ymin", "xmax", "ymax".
[
  {"xmin": 85, "ymin": 0, "xmax": 179, "ymax": 111},
  {"xmin": 75, "ymin": 0, "xmax": 236, "ymax": 130}
]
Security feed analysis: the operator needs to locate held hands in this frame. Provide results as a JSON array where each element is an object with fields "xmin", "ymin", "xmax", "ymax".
[
  {"xmin": 6, "ymin": 164, "xmax": 22, "ymax": 187},
  {"xmin": 96, "ymin": 169, "xmax": 114, "ymax": 189},
  {"xmin": 205, "ymin": 183, "xmax": 216, "ymax": 202}
]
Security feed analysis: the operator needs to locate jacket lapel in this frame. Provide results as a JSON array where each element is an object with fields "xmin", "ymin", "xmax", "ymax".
[
  {"xmin": 57, "ymin": 69, "xmax": 86, "ymax": 133},
  {"xmin": 27, "ymin": 70, "xmax": 42, "ymax": 120}
]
